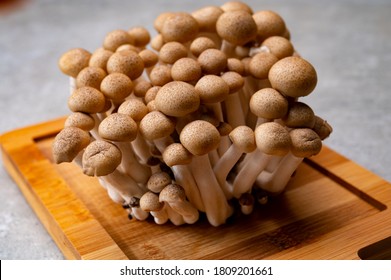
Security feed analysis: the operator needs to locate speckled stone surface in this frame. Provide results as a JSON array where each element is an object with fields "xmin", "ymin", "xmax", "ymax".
[{"xmin": 1, "ymin": 0, "xmax": 390, "ymax": 259}]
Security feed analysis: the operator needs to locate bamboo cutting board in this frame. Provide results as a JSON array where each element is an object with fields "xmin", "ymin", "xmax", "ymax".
[{"xmin": 1, "ymin": 117, "xmax": 391, "ymax": 260}]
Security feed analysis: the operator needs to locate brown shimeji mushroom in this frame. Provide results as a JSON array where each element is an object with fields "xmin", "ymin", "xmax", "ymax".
[
  {"xmin": 282, "ymin": 101, "xmax": 316, "ymax": 129},
  {"xmin": 232, "ymin": 122, "xmax": 291, "ymax": 198},
  {"xmin": 68, "ymin": 86, "xmax": 106, "ymax": 114},
  {"xmin": 261, "ymin": 36, "xmax": 294, "ymax": 59},
  {"xmin": 140, "ymin": 191, "xmax": 168, "ymax": 224},
  {"xmin": 100, "ymin": 73, "xmax": 134, "ymax": 103},
  {"xmin": 64, "ymin": 112, "xmax": 95, "ymax": 132},
  {"xmin": 58, "ymin": 48, "xmax": 91, "ymax": 78},
  {"xmin": 191, "ymin": 5, "xmax": 223, "ymax": 33},
  {"xmin": 103, "ymin": 29, "xmax": 134, "ymax": 52},
  {"xmin": 75, "ymin": 66, "xmax": 106, "ymax": 90},
  {"xmin": 159, "ymin": 184, "xmax": 199, "ymax": 224},
  {"xmin": 180, "ymin": 120, "xmax": 233, "ymax": 226},
  {"xmin": 256, "ymin": 128, "xmax": 322, "ymax": 194},
  {"xmin": 106, "ymin": 50, "xmax": 144, "ymax": 80},
  {"xmin": 89, "ymin": 48, "xmax": 113, "ymax": 72},
  {"xmin": 128, "ymin": 26, "xmax": 151, "ymax": 48},
  {"xmin": 160, "ymin": 12, "xmax": 199, "ymax": 44},
  {"xmin": 252, "ymin": 10, "xmax": 287, "ymax": 43},
  {"xmin": 162, "ymin": 143, "xmax": 205, "ymax": 212}
]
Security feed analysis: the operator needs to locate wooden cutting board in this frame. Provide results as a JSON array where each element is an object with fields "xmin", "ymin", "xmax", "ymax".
[{"xmin": 1, "ymin": 117, "xmax": 391, "ymax": 260}]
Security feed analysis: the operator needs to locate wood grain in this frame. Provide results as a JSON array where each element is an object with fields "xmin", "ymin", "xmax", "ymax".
[{"xmin": 1, "ymin": 117, "xmax": 391, "ymax": 259}]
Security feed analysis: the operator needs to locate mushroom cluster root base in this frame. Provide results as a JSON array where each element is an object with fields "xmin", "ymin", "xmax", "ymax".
[{"xmin": 53, "ymin": 1, "xmax": 333, "ymax": 227}]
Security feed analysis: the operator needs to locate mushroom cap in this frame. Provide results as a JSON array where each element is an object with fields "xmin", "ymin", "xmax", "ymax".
[
  {"xmin": 195, "ymin": 75, "xmax": 229, "ymax": 103},
  {"xmin": 289, "ymin": 128, "xmax": 322, "ymax": 158},
  {"xmin": 162, "ymin": 143, "xmax": 193, "ymax": 166},
  {"xmin": 89, "ymin": 48, "xmax": 113, "ymax": 72},
  {"xmin": 216, "ymin": 10, "xmax": 257, "ymax": 46},
  {"xmin": 249, "ymin": 88, "xmax": 289, "ymax": 119},
  {"xmin": 179, "ymin": 120, "xmax": 221, "ymax": 155},
  {"xmin": 252, "ymin": 10, "xmax": 286, "ymax": 42},
  {"xmin": 155, "ymin": 81, "xmax": 200, "ymax": 117},
  {"xmin": 191, "ymin": 5, "xmax": 223, "ymax": 32},
  {"xmin": 128, "ymin": 26, "xmax": 151, "ymax": 47},
  {"xmin": 144, "ymin": 86, "xmax": 161, "ymax": 103},
  {"xmin": 198, "ymin": 48, "xmax": 227, "ymax": 75},
  {"xmin": 64, "ymin": 112, "xmax": 95, "ymax": 131},
  {"xmin": 98, "ymin": 113, "xmax": 138, "ymax": 142},
  {"xmin": 221, "ymin": 71, "xmax": 244, "ymax": 94},
  {"xmin": 82, "ymin": 140, "xmax": 122, "ymax": 176},
  {"xmin": 58, "ymin": 48, "xmax": 91, "ymax": 78},
  {"xmin": 103, "ymin": 29, "xmax": 134, "ymax": 51},
  {"xmin": 149, "ymin": 64, "xmax": 173, "ymax": 86},
  {"xmin": 106, "ymin": 50, "xmax": 144, "ymax": 80},
  {"xmin": 139, "ymin": 111, "xmax": 176, "ymax": 140},
  {"xmin": 217, "ymin": 121, "xmax": 233, "ymax": 136},
  {"xmin": 190, "ymin": 36, "xmax": 217, "ymax": 57},
  {"xmin": 68, "ymin": 86, "xmax": 106, "ymax": 113},
  {"xmin": 268, "ymin": 56, "xmax": 317, "ymax": 98},
  {"xmin": 147, "ymin": 171, "xmax": 172, "ymax": 193},
  {"xmin": 229, "ymin": 125, "xmax": 256, "ymax": 153},
  {"xmin": 171, "ymin": 57, "xmax": 202, "ymax": 82},
  {"xmin": 227, "ymin": 58, "xmax": 245, "ymax": 75},
  {"xmin": 140, "ymin": 192, "xmax": 164, "ymax": 212},
  {"xmin": 159, "ymin": 41, "xmax": 188, "ymax": 64},
  {"xmin": 221, "ymin": 1, "xmax": 253, "ymax": 14},
  {"xmin": 159, "ymin": 184, "xmax": 187, "ymax": 203},
  {"xmin": 261, "ymin": 36, "xmax": 294, "ymax": 59},
  {"xmin": 132, "ymin": 77, "xmax": 152, "ymax": 98},
  {"xmin": 100, "ymin": 72, "xmax": 134, "ymax": 102},
  {"xmin": 249, "ymin": 52, "xmax": 279, "ymax": 79},
  {"xmin": 52, "ymin": 126, "xmax": 90, "ymax": 163},
  {"xmin": 254, "ymin": 122, "xmax": 291, "ymax": 156},
  {"xmin": 138, "ymin": 49, "xmax": 158, "ymax": 68},
  {"xmin": 150, "ymin": 34, "xmax": 164, "ymax": 51},
  {"xmin": 282, "ymin": 101, "xmax": 316, "ymax": 128},
  {"xmin": 117, "ymin": 98, "xmax": 148, "ymax": 122},
  {"xmin": 161, "ymin": 12, "xmax": 199, "ymax": 43},
  {"xmin": 76, "ymin": 66, "xmax": 107, "ymax": 90},
  {"xmin": 154, "ymin": 12, "xmax": 175, "ymax": 33},
  {"xmin": 312, "ymin": 115, "xmax": 333, "ymax": 140}
]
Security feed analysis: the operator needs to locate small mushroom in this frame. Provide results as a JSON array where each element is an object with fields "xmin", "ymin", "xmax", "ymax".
[
  {"xmin": 88, "ymin": 48, "xmax": 113, "ymax": 72},
  {"xmin": 232, "ymin": 122, "xmax": 291, "ymax": 198},
  {"xmin": 75, "ymin": 66, "xmax": 107, "ymax": 90},
  {"xmin": 159, "ymin": 184, "xmax": 199, "ymax": 224},
  {"xmin": 252, "ymin": 10, "xmax": 287, "ymax": 42},
  {"xmin": 128, "ymin": 26, "xmax": 151, "ymax": 47},
  {"xmin": 171, "ymin": 57, "xmax": 202, "ymax": 82},
  {"xmin": 191, "ymin": 5, "xmax": 223, "ymax": 33},
  {"xmin": 64, "ymin": 112, "xmax": 95, "ymax": 131},
  {"xmin": 52, "ymin": 126, "xmax": 91, "ymax": 164},
  {"xmin": 189, "ymin": 36, "xmax": 217, "ymax": 57},
  {"xmin": 148, "ymin": 64, "xmax": 173, "ymax": 86},
  {"xmin": 140, "ymin": 191, "xmax": 168, "ymax": 224},
  {"xmin": 106, "ymin": 50, "xmax": 144, "ymax": 80},
  {"xmin": 100, "ymin": 73, "xmax": 134, "ymax": 103},
  {"xmin": 68, "ymin": 86, "xmax": 106, "ymax": 114},
  {"xmin": 197, "ymin": 48, "xmax": 227, "ymax": 75},
  {"xmin": 147, "ymin": 171, "xmax": 172, "ymax": 193},
  {"xmin": 282, "ymin": 101, "xmax": 316, "ymax": 128},
  {"xmin": 261, "ymin": 36, "xmax": 294, "ymax": 59},
  {"xmin": 58, "ymin": 48, "xmax": 91, "ymax": 78},
  {"xmin": 160, "ymin": 12, "xmax": 199, "ymax": 43},
  {"xmin": 82, "ymin": 140, "xmax": 122, "ymax": 176},
  {"xmin": 103, "ymin": 29, "xmax": 134, "ymax": 51}
]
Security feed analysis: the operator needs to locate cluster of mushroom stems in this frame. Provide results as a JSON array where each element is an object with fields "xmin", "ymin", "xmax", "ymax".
[{"xmin": 53, "ymin": 1, "xmax": 332, "ymax": 227}]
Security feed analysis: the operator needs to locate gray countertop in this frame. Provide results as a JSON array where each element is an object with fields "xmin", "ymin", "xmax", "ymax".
[{"xmin": 1, "ymin": 0, "xmax": 390, "ymax": 259}]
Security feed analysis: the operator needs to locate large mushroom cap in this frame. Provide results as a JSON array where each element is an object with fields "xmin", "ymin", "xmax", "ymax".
[
  {"xmin": 82, "ymin": 140, "xmax": 122, "ymax": 176},
  {"xmin": 216, "ymin": 10, "xmax": 257, "ymax": 46},
  {"xmin": 159, "ymin": 41, "xmax": 188, "ymax": 64},
  {"xmin": 76, "ymin": 66, "xmax": 107, "ymax": 90},
  {"xmin": 255, "ymin": 122, "xmax": 291, "ymax": 156},
  {"xmin": 268, "ymin": 56, "xmax": 317, "ymax": 98},
  {"xmin": 249, "ymin": 52, "xmax": 279, "ymax": 80},
  {"xmin": 191, "ymin": 6, "xmax": 223, "ymax": 33},
  {"xmin": 139, "ymin": 111, "xmax": 176, "ymax": 140},
  {"xmin": 171, "ymin": 57, "xmax": 202, "ymax": 82},
  {"xmin": 252, "ymin": 10, "xmax": 286, "ymax": 42},
  {"xmin": 195, "ymin": 75, "xmax": 229, "ymax": 103},
  {"xmin": 58, "ymin": 48, "xmax": 91, "ymax": 78},
  {"xmin": 162, "ymin": 143, "xmax": 193, "ymax": 167},
  {"xmin": 98, "ymin": 113, "xmax": 138, "ymax": 142},
  {"xmin": 198, "ymin": 48, "xmax": 227, "ymax": 75},
  {"xmin": 117, "ymin": 98, "xmax": 148, "ymax": 122},
  {"xmin": 52, "ymin": 126, "xmax": 91, "ymax": 164},
  {"xmin": 106, "ymin": 50, "xmax": 144, "ymax": 80},
  {"xmin": 161, "ymin": 12, "xmax": 199, "ymax": 43},
  {"xmin": 179, "ymin": 120, "xmax": 221, "ymax": 155},
  {"xmin": 249, "ymin": 88, "xmax": 289, "ymax": 120},
  {"xmin": 155, "ymin": 81, "xmax": 200, "ymax": 117},
  {"xmin": 229, "ymin": 125, "xmax": 256, "ymax": 153},
  {"xmin": 68, "ymin": 86, "xmax": 106, "ymax": 113},
  {"xmin": 100, "ymin": 72, "xmax": 134, "ymax": 102},
  {"xmin": 289, "ymin": 128, "xmax": 322, "ymax": 158},
  {"xmin": 103, "ymin": 29, "xmax": 134, "ymax": 51}
]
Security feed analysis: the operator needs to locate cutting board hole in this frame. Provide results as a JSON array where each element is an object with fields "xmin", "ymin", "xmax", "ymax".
[{"xmin": 358, "ymin": 236, "xmax": 391, "ymax": 260}]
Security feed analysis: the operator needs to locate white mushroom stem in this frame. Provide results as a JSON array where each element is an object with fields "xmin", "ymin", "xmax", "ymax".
[
  {"xmin": 171, "ymin": 165, "xmax": 205, "ymax": 212},
  {"xmin": 153, "ymin": 136, "xmax": 174, "ymax": 154},
  {"xmin": 232, "ymin": 151, "xmax": 272, "ymax": 198},
  {"xmin": 223, "ymin": 93, "xmax": 246, "ymax": 128},
  {"xmin": 151, "ymin": 209, "xmax": 169, "ymax": 225},
  {"xmin": 98, "ymin": 169, "xmax": 146, "ymax": 203},
  {"xmin": 115, "ymin": 142, "xmax": 151, "ymax": 185},
  {"xmin": 239, "ymin": 193, "xmax": 255, "ymax": 215},
  {"xmin": 131, "ymin": 133, "xmax": 152, "ymax": 164},
  {"xmin": 169, "ymin": 200, "xmax": 199, "ymax": 224},
  {"xmin": 255, "ymin": 152, "xmax": 303, "ymax": 194},
  {"xmin": 164, "ymin": 203, "xmax": 185, "ymax": 226},
  {"xmin": 189, "ymin": 154, "xmax": 233, "ymax": 226},
  {"xmin": 128, "ymin": 207, "xmax": 150, "ymax": 221}
]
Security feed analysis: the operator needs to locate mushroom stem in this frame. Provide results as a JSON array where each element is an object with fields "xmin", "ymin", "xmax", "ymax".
[
  {"xmin": 171, "ymin": 165, "xmax": 205, "ymax": 212},
  {"xmin": 255, "ymin": 152, "xmax": 302, "ymax": 194},
  {"xmin": 115, "ymin": 142, "xmax": 152, "ymax": 185},
  {"xmin": 164, "ymin": 203, "xmax": 185, "ymax": 226},
  {"xmin": 128, "ymin": 207, "xmax": 150, "ymax": 221},
  {"xmin": 223, "ymin": 93, "xmax": 246, "ymax": 128},
  {"xmin": 232, "ymin": 151, "xmax": 272, "ymax": 198},
  {"xmin": 189, "ymin": 154, "xmax": 233, "ymax": 226},
  {"xmin": 239, "ymin": 193, "xmax": 255, "ymax": 215},
  {"xmin": 98, "ymin": 169, "xmax": 146, "ymax": 203}
]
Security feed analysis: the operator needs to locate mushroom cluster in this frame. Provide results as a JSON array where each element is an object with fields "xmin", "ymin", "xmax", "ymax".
[{"xmin": 53, "ymin": 1, "xmax": 332, "ymax": 227}]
